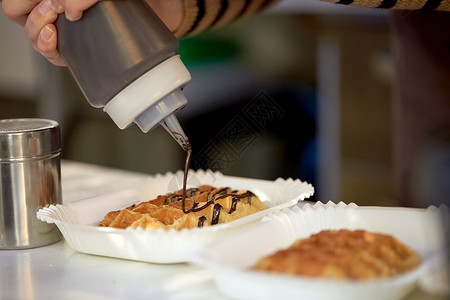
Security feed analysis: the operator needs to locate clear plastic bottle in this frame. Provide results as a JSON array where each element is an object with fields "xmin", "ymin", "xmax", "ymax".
[{"xmin": 56, "ymin": 0, "xmax": 191, "ymax": 149}]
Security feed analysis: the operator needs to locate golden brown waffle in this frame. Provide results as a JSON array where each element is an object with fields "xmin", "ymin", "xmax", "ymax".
[
  {"xmin": 252, "ymin": 229, "xmax": 421, "ymax": 279},
  {"xmin": 99, "ymin": 185, "xmax": 267, "ymax": 230}
]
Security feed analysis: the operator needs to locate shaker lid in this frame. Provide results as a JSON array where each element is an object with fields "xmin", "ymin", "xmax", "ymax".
[{"xmin": 0, "ymin": 118, "xmax": 61, "ymax": 160}]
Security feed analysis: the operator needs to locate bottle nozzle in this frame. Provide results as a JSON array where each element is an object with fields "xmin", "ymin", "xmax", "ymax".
[
  {"xmin": 134, "ymin": 89, "xmax": 187, "ymax": 133},
  {"xmin": 160, "ymin": 114, "xmax": 191, "ymax": 151},
  {"xmin": 133, "ymin": 88, "xmax": 190, "ymax": 151}
]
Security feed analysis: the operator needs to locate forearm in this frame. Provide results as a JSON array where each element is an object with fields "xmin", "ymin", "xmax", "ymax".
[
  {"xmin": 323, "ymin": 0, "xmax": 449, "ymax": 10},
  {"xmin": 170, "ymin": 0, "xmax": 449, "ymax": 37},
  {"xmin": 171, "ymin": 0, "xmax": 279, "ymax": 37},
  {"xmin": 2, "ymin": 0, "xmax": 448, "ymax": 67}
]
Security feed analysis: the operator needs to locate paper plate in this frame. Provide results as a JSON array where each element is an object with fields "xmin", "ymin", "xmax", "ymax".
[
  {"xmin": 187, "ymin": 201, "xmax": 449, "ymax": 300},
  {"xmin": 37, "ymin": 169, "xmax": 314, "ymax": 263}
]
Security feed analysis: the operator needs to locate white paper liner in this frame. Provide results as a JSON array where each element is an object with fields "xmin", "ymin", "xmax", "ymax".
[
  {"xmin": 187, "ymin": 201, "xmax": 449, "ymax": 300},
  {"xmin": 37, "ymin": 169, "xmax": 314, "ymax": 263}
]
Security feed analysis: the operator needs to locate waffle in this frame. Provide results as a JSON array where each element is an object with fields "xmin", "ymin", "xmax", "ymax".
[
  {"xmin": 99, "ymin": 185, "xmax": 267, "ymax": 230},
  {"xmin": 252, "ymin": 229, "xmax": 421, "ymax": 279}
]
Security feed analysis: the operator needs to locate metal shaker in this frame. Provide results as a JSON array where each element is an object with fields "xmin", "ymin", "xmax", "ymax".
[{"xmin": 0, "ymin": 118, "xmax": 62, "ymax": 249}]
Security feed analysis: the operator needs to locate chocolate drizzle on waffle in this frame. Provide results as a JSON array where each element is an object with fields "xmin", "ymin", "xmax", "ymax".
[
  {"xmin": 198, "ymin": 216, "xmax": 207, "ymax": 227},
  {"xmin": 186, "ymin": 189, "xmax": 255, "ymax": 226},
  {"xmin": 165, "ymin": 186, "xmax": 256, "ymax": 226},
  {"xmin": 98, "ymin": 185, "xmax": 267, "ymax": 230}
]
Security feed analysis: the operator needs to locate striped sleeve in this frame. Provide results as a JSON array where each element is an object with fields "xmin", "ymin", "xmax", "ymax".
[
  {"xmin": 174, "ymin": 0, "xmax": 450, "ymax": 37},
  {"xmin": 174, "ymin": 0, "xmax": 279, "ymax": 37},
  {"xmin": 324, "ymin": 0, "xmax": 449, "ymax": 10}
]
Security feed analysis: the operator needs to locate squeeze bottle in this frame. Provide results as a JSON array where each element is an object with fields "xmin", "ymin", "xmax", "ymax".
[{"xmin": 56, "ymin": 0, "xmax": 191, "ymax": 149}]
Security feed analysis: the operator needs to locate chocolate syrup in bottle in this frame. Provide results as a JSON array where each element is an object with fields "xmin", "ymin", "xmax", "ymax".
[
  {"xmin": 56, "ymin": 1, "xmax": 192, "ymax": 138},
  {"xmin": 56, "ymin": 0, "xmax": 195, "ymax": 208}
]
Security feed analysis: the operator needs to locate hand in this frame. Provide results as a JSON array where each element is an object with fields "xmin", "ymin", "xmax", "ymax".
[{"xmin": 1, "ymin": 0, "xmax": 182, "ymax": 66}]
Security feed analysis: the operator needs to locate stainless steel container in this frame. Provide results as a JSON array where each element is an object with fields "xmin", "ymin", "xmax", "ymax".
[{"xmin": 0, "ymin": 118, "xmax": 62, "ymax": 249}]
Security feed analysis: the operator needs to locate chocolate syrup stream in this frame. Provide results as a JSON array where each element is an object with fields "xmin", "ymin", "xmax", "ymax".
[
  {"xmin": 182, "ymin": 146, "xmax": 192, "ymax": 213},
  {"xmin": 161, "ymin": 120, "xmax": 256, "ymax": 225},
  {"xmin": 163, "ymin": 185, "xmax": 255, "ymax": 226},
  {"xmin": 160, "ymin": 118, "xmax": 192, "ymax": 213}
]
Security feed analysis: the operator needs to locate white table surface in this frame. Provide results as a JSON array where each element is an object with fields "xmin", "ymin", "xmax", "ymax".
[
  {"xmin": 1, "ymin": 161, "xmax": 228, "ymax": 300},
  {"xmin": 0, "ymin": 161, "xmax": 442, "ymax": 300}
]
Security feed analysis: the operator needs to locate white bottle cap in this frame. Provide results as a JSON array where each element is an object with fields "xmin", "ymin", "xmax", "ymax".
[{"xmin": 104, "ymin": 55, "xmax": 191, "ymax": 131}]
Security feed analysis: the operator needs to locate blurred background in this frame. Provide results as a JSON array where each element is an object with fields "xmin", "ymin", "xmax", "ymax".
[{"xmin": 1, "ymin": 0, "xmax": 449, "ymax": 208}]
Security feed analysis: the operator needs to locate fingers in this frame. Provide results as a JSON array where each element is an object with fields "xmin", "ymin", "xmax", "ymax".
[
  {"xmin": 37, "ymin": 24, "xmax": 66, "ymax": 66},
  {"xmin": 146, "ymin": 0, "xmax": 183, "ymax": 32},
  {"xmin": 24, "ymin": 0, "xmax": 59, "ymax": 45},
  {"xmin": 3, "ymin": 0, "xmax": 101, "ymax": 66},
  {"xmin": 1, "ymin": 0, "xmax": 41, "ymax": 26},
  {"xmin": 24, "ymin": 0, "xmax": 65, "ymax": 65},
  {"xmin": 61, "ymin": 0, "xmax": 100, "ymax": 21}
]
